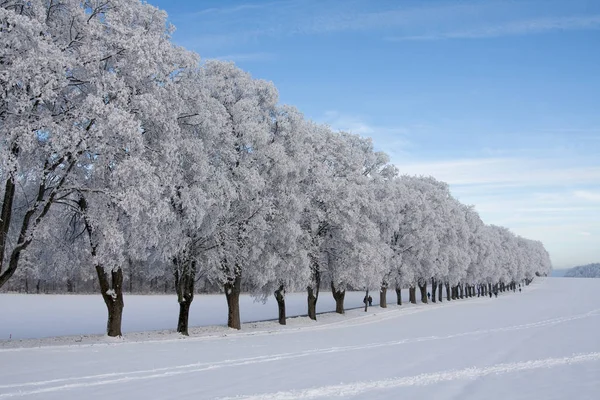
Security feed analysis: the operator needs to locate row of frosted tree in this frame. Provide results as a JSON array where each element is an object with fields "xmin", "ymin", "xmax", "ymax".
[{"xmin": 0, "ymin": 0, "xmax": 552, "ymax": 336}]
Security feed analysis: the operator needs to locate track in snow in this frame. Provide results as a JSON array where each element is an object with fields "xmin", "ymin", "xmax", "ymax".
[
  {"xmin": 1, "ymin": 307, "xmax": 598, "ymax": 398},
  {"xmin": 220, "ymin": 352, "xmax": 600, "ymax": 400}
]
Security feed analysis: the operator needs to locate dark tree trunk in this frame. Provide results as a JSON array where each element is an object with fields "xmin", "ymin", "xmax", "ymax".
[
  {"xmin": 438, "ymin": 283, "xmax": 443, "ymax": 302},
  {"xmin": 307, "ymin": 286, "xmax": 318, "ymax": 320},
  {"xmin": 225, "ymin": 271, "xmax": 242, "ymax": 330},
  {"xmin": 331, "ymin": 281, "xmax": 345, "ymax": 314},
  {"xmin": 274, "ymin": 285, "xmax": 286, "ymax": 325},
  {"xmin": 0, "ymin": 176, "xmax": 16, "ymax": 282},
  {"xmin": 174, "ymin": 259, "xmax": 196, "ymax": 336},
  {"xmin": 459, "ymin": 284, "xmax": 464, "ymax": 299},
  {"xmin": 128, "ymin": 258, "xmax": 134, "ymax": 293},
  {"xmin": 0, "ymin": 229, "xmax": 27, "ymax": 289},
  {"xmin": 418, "ymin": 280, "xmax": 428, "ymax": 303},
  {"xmin": 36, "ymin": 279, "xmax": 41, "ymax": 294},
  {"xmin": 96, "ymin": 265, "xmax": 124, "ymax": 337},
  {"xmin": 380, "ymin": 285, "xmax": 387, "ymax": 308},
  {"xmin": 431, "ymin": 278, "xmax": 436, "ymax": 303},
  {"xmin": 395, "ymin": 287, "xmax": 402, "ymax": 305},
  {"xmin": 307, "ymin": 268, "xmax": 320, "ymax": 320},
  {"xmin": 409, "ymin": 286, "xmax": 416, "ymax": 304},
  {"xmin": 445, "ymin": 282, "xmax": 451, "ymax": 301},
  {"xmin": 177, "ymin": 301, "xmax": 191, "ymax": 334}
]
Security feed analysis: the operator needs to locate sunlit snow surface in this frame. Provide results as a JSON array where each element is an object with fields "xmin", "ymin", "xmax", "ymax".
[{"xmin": 1, "ymin": 278, "xmax": 599, "ymax": 399}]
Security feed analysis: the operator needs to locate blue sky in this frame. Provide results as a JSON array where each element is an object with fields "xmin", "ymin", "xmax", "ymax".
[{"xmin": 150, "ymin": 0, "xmax": 600, "ymax": 269}]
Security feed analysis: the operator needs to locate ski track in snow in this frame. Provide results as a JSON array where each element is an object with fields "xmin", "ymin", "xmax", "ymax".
[
  {"xmin": 219, "ymin": 352, "xmax": 600, "ymax": 400},
  {"xmin": 1, "ymin": 307, "xmax": 598, "ymax": 398}
]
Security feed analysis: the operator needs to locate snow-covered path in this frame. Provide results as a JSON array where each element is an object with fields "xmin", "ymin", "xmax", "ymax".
[{"xmin": 1, "ymin": 278, "xmax": 599, "ymax": 399}]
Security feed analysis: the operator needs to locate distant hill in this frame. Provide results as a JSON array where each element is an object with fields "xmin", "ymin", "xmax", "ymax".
[{"xmin": 564, "ymin": 263, "xmax": 600, "ymax": 278}]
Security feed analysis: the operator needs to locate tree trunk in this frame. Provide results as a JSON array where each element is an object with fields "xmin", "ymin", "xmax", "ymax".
[
  {"xmin": 380, "ymin": 285, "xmax": 387, "ymax": 308},
  {"xmin": 459, "ymin": 284, "xmax": 464, "ymax": 299},
  {"xmin": 418, "ymin": 280, "xmax": 428, "ymax": 303},
  {"xmin": 177, "ymin": 301, "xmax": 191, "ymax": 335},
  {"xmin": 0, "ymin": 176, "xmax": 16, "ymax": 281},
  {"xmin": 96, "ymin": 265, "xmax": 124, "ymax": 337},
  {"xmin": 331, "ymin": 281, "xmax": 345, "ymax": 314},
  {"xmin": 307, "ymin": 267, "xmax": 320, "ymax": 320},
  {"xmin": 409, "ymin": 286, "xmax": 416, "ymax": 304},
  {"xmin": 225, "ymin": 270, "xmax": 242, "ymax": 330},
  {"xmin": 128, "ymin": 258, "xmax": 134, "ymax": 293},
  {"xmin": 431, "ymin": 278, "xmax": 436, "ymax": 303},
  {"xmin": 307, "ymin": 286, "xmax": 318, "ymax": 320},
  {"xmin": 174, "ymin": 259, "xmax": 195, "ymax": 336},
  {"xmin": 438, "ymin": 283, "xmax": 443, "ymax": 302},
  {"xmin": 274, "ymin": 285, "xmax": 286, "ymax": 325},
  {"xmin": 395, "ymin": 287, "xmax": 402, "ymax": 305}
]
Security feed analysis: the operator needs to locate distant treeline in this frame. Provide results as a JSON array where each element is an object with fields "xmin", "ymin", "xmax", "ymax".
[{"xmin": 564, "ymin": 263, "xmax": 600, "ymax": 278}]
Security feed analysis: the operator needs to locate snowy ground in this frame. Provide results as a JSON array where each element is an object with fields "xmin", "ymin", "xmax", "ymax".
[
  {"xmin": 0, "ymin": 291, "xmax": 372, "ymax": 341},
  {"xmin": 1, "ymin": 278, "xmax": 599, "ymax": 399}
]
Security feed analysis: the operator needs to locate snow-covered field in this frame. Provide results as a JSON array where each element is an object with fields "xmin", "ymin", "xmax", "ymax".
[
  {"xmin": 0, "ymin": 291, "xmax": 371, "ymax": 340},
  {"xmin": 1, "ymin": 278, "xmax": 599, "ymax": 399}
]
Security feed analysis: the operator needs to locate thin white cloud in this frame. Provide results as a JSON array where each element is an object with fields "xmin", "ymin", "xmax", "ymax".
[
  {"xmin": 394, "ymin": 158, "xmax": 600, "ymax": 186},
  {"xmin": 322, "ymin": 111, "xmax": 409, "ymax": 137},
  {"xmin": 514, "ymin": 207, "xmax": 596, "ymax": 213},
  {"xmin": 388, "ymin": 15, "xmax": 600, "ymax": 41},
  {"xmin": 191, "ymin": 1, "xmax": 288, "ymax": 16},
  {"xmin": 209, "ymin": 52, "xmax": 275, "ymax": 62},
  {"xmin": 574, "ymin": 190, "xmax": 600, "ymax": 202},
  {"xmin": 179, "ymin": 2, "xmax": 600, "ymax": 52}
]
